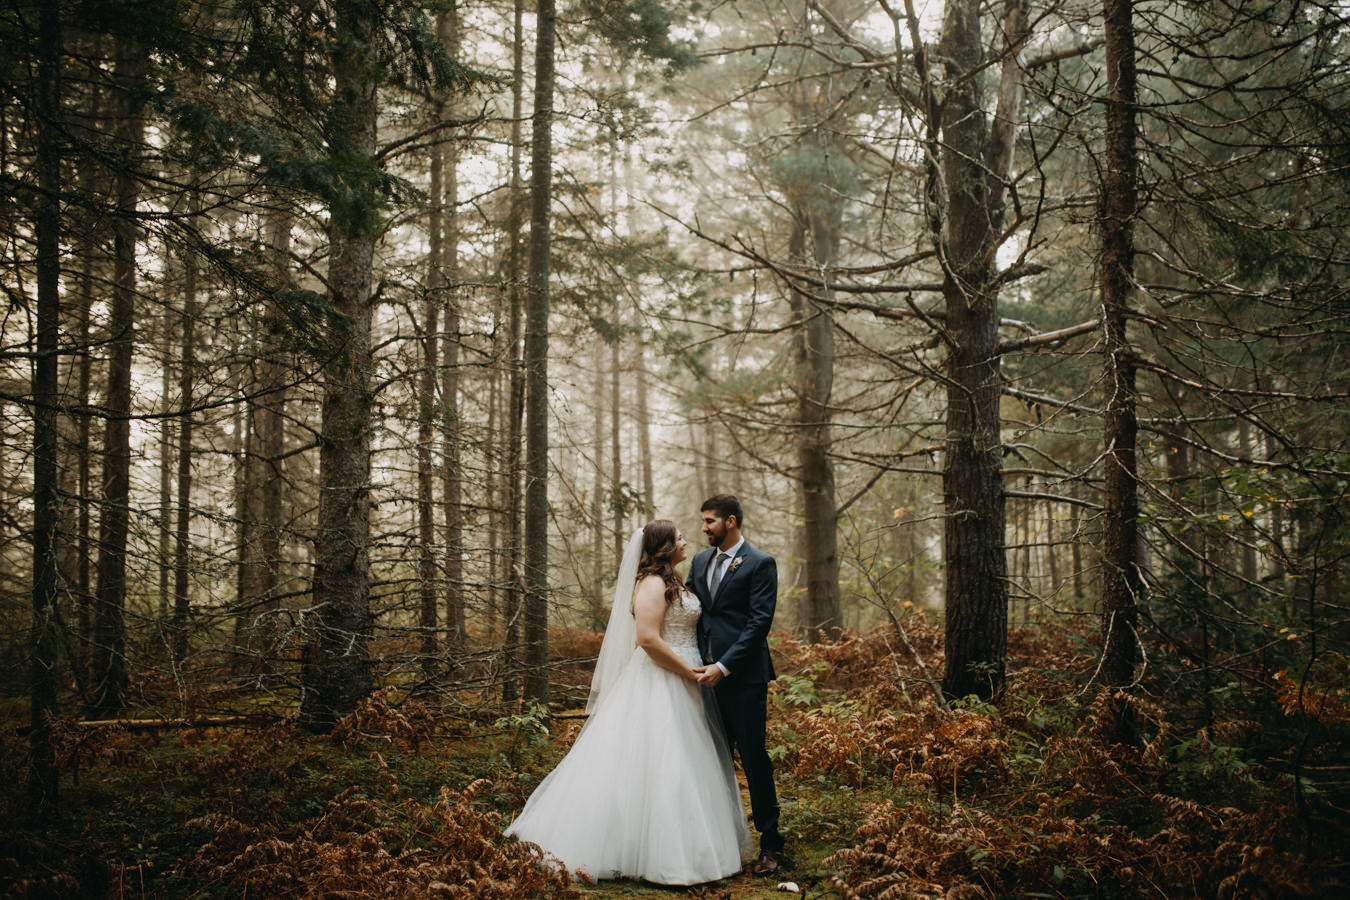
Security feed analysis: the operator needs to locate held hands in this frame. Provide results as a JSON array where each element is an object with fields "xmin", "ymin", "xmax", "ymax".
[{"xmin": 692, "ymin": 665, "xmax": 725, "ymax": 687}]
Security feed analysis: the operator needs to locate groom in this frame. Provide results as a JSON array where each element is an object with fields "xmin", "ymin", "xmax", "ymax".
[{"xmin": 690, "ymin": 494, "xmax": 789, "ymax": 875}]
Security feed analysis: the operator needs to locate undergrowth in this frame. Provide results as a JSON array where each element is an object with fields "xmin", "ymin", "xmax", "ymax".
[
  {"xmin": 768, "ymin": 623, "xmax": 1348, "ymax": 899},
  {"xmin": 3, "ymin": 620, "xmax": 1346, "ymax": 898},
  {"xmin": 1, "ymin": 691, "xmax": 579, "ymax": 899}
]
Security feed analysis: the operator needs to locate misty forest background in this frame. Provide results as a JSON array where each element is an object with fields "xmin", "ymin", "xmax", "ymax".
[{"xmin": 3, "ymin": 0, "xmax": 1350, "ymax": 897}]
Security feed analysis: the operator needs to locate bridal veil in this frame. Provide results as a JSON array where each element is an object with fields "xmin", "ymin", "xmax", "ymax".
[{"xmin": 585, "ymin": 526, "xmax": 644, "ymax": 714}]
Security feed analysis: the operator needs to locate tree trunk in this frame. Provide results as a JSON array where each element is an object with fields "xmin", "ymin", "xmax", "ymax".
[
  {"xmin": 699, "ymin": 420, "xmax": 714, "ymax": 506},
  {"xmin": 486, "ymin": 341, "xmax": 501, "ymax": 638},
  {"xmin": 1267, "ymin": 431, "xmax": 1287, "ymax": 617},
  {"xmin": 790, "ymin": 208, "xmax": 842, "ymax": 640},
  {"xmin": 29, "ymin": 0, "xmax": 61, "ymax": 815},
  {"xmin": 170, "ymin": 202, "xmax": 198, "ymax": 665},
  {"xmin": 940, "ymin": 286, "xmax": 1009, "ymax": 703},
  {"xmin": 255, "ymin": 207, "xmax": 290, "ymax": 671},
  {"xmin": 1021, "ymin": 484, "xmax": 1032, "ymax": 624},
  {"xmin": 608, "ymin": 126, "xmax": 624, "ymax": 558},
  {"xmin": 299, "ymin": 0, "xmax": 379, "ymax": 729},
  {"xmin": 441, "ymin": 175, "xmax": 465, "ymax": 649},
  {"xmin": 610, "ymin": 337, "xmax": 622, "ymax": 559},
  {"xmin": 906, "ymin": 487, "xmax": 920, "ymax": 605},
  {"xmin": 74, "ymin": 252, "xmax": 94, "ymax": 686},
  {"xmin": 623, "ymin": 140, "xmax": 655, "ymax": 517},
  {"xmin": 71, "ymin": 82, "xmax": 102, "ymax": 691},
  {"xmin": 91, "ymin": 31, "xmax": 147, "ymax": 718},
  {"xmin": 231, "ymin": 347, "xmax": 262, "ymax": 665},
  {"xmin": 233, "ymin": 207, "xmax": 290, "ymax": 672},
  {"xmin": 522, "ymin": 0, "xmax": 557, "ymax": 705},
  {"xmin": 441, "ymin": 5, "xmax": 465, "ymax": 648},
  {"xmin": 936, "ymin": 0, "xmax": 1021, "ymax": 702},
  {"xmin": 591, "ymin": 338, "xmax": 606, "ymax": 611},
  {"xmin": 159, "ymin": 332, "xmax": 172, "ymax": 621},
  {"xmin": 635, "ymin": 344, "xmax": 654, "ymax": 516},
  {"xmin": 501, "ymin": 0, "xmax": 527, "ymax": 703},
  {"xmin": 419, "ymin": 87, "xmax": 444, "ymax": 664},
  {"xmin": 1099, "ymin": 0, "xmax": 1143, "ymax": 706},
  {"xmin": 1239, "ymin": 420, "xmax": 1258, "ymax": 586},
  {"xmin": 1071, "ymin": 498, "xmax": 1083, "ymax": 600},
  {"xmin": 1046, "ymin": 493, "xmax": 1059, "ymax": 597}
]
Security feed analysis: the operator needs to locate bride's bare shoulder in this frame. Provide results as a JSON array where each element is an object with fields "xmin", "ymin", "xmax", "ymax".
[{"xmin": 634, "ymin": 573, "xmax": 665, "ymax": 594}]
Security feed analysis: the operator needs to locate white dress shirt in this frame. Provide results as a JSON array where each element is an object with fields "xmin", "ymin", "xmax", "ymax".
[{"xmin": 706, "ymin": 536, "xmax": 745, "ymax": 593}]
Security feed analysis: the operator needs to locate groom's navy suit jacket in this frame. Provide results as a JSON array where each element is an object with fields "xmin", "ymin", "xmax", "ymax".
[{"xmin": 689, "ymin": 542, "xmax": 777, "ymax": 684}]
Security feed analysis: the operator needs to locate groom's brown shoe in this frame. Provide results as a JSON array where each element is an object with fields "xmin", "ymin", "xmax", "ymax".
[{"xmin": 751, "ymin": 850, "xmax": 792, "ymax": 875}]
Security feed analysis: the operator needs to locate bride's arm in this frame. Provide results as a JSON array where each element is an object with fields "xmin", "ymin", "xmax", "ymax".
[{"xmin": 634, "ymin": 576, "xmax": 700, "ymax": 681}]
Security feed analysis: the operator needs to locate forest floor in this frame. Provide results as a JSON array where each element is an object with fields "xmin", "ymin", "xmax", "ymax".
[{"xmin": 3, "ymin": 617, "xmax": 1348, "ymax": 899}]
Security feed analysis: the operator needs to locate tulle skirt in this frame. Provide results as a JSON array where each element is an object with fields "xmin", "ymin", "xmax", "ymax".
[{"xmin": 505, "ymin": 647, "xmax": 751, "ymax": 884}]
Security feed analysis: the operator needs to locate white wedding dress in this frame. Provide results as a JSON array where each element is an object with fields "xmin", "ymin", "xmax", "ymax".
[{"xmin": 505, "ymin": 589, "xmax": 751, "ymax": 884}]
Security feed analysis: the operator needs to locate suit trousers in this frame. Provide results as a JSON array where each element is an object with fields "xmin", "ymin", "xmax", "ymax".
[{"xmin": 715, "ymin": 679, "xmax": 784, "ymax": 853}]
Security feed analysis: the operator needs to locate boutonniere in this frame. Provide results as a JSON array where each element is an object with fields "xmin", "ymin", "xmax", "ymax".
[{"xmin": 728, "ymin": 556, "xmax": 744, "ymax": 573}]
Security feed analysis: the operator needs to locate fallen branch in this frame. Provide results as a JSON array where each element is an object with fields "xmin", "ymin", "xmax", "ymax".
[{"xmin": 18, "ymin": 715, "xmax": 277, "ymax": 736}]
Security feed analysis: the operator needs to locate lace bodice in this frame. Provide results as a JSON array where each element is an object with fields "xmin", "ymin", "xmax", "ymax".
[{"xmin": 662, "ymin": 590, "xmax": 702, "ymax": 661}]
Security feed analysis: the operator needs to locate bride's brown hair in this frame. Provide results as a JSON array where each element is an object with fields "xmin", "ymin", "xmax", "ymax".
[{"xmin": 636, "ymin": 519, "xmax": 686, "ymax": 606}]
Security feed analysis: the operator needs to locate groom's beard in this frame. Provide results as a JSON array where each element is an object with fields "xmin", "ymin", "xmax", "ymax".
[{"xmin": 704, "ymin": 524, "xmax": 726, "ymax": 547}]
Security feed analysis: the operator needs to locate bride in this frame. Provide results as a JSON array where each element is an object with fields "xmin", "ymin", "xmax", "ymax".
[{"xmin": 505, "ymin": 520, "xmax": 751, "ymax": 884}]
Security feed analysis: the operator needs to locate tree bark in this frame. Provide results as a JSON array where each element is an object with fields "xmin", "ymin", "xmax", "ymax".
[
  {"xmin": 90, "ymin": 31, "xmax": 147, "ymax": 718},
  {"xmin": 486, "ymin": 342, "xmax": 501, "ymax": 636},
  {"xmin": 699, "ymin": 419, "xmax": 714, "ymax": 506},
  {"xmin": 789, "ymin": 206, "xmax": 842, "ymax": 640},
  {"xmin": 1238, "ymin": 420, "xmax": 1258, "ymax": 586},
  {"xmin": 441, "ymin": 169, "xmax": 465, "ymax": 648},
  {"xmin": 1099, "ymin": 0, "xmax": 1143, "ymax": 705},
  {"xmin": 1071, "ymin": 498, "xmax": 1083, "ymax": 600},
  {"xmin": 71, "ymin": 81, "xmax": 103, "ymax": 690},
  {"xmin": 254, "ymin": 207, "xmax": 290, "ymax": 672},
  {"xmin": 608, "ymin": 116, "xmax": 623, "ymax": 558},
  {"xmin": 610, "ymin": 337, "xmax": 622, "ymax": 559},
  {"xmin": 441, "ymin": 6, "xmax": 465, "ymax": 648},
  {"xmin": 1020, "ymin": 484, "xmax": 1032, "ymax": 624},
  {"xmin": 419, "ymin": 76, "xmax": 444, "ymax": 663},
  {"xmin": 231, "ymin": 345, "xmax": 259, "ymax": 662},
  {"xmin": 1267, "ymin": 431, "xmax": 1286, "ymax": 616},
  {"xmin": 906, "ymin": 487, "xmax": 920, "ymax": 605},
  {"xmin": 522, "ymin": 0, "xmax": 557, "ymax": 705},
  {"xmin": 170, "ymin": 198, "xmax": 198, "ymax": 665},
  {"xmin": 635, "ymin": 344, "xmax": 654, "ymax": 516},
  {"xmin": 1046, "ymin": 493, "xmax": 1059, "ymax": 594},
  {"xmin": 623, "ymin": 141, "xmax": 655, "ymax": 517},
  {"xmin": 299, "ymin": 0, "xmax": 379, "ymax": 729},
  {"xmin": 159, "ymin": 331, "xmax": 172, "ymax": 620},
  {"xmin": 935, "ymin": 0, "xmax": 1021, "ymax": 702},
  {"xmin": 29, "ymin": 0, "xmax": 62, "ymax": 816},
  {"xmin": 591, "ymin": 338, "xmax": 606, "ymax": 611},
  {"xmin": 501, "ymin": 0, "xmax": 527, "ymax": 703},
  {"xmin": 74, "ymin": 253, "xmax": 94, "ymax": 685}
]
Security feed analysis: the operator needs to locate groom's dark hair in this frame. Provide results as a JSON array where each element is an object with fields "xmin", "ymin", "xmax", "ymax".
[{"xmin": 701, "ymin": 494, "xmax": 743, "ymax": 528}]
